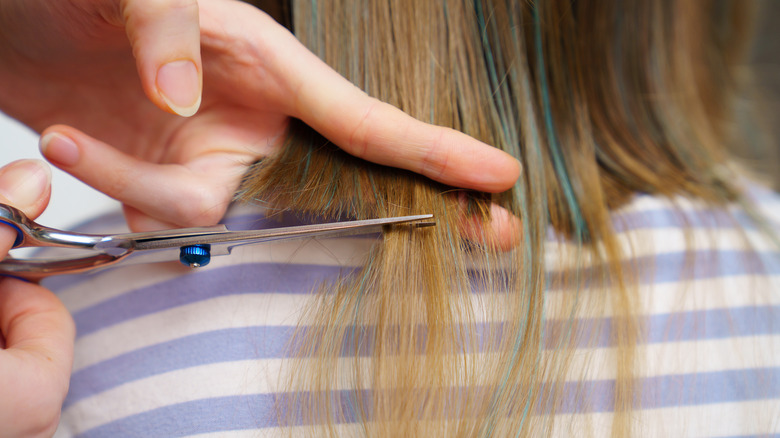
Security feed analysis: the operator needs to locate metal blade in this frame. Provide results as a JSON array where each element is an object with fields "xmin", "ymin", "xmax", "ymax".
[{"xmin": 131, "ymin": 214, "xmax": 434, "ymax": 251}]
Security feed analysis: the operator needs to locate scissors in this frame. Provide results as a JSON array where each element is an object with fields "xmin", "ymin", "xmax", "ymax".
[{"xmin": 0, "ymin": 203, "xmax": 434, "ymax": 282}]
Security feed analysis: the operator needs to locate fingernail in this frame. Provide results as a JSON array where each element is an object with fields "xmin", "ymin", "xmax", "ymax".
[
  {"xmin": 157, "ymin": 60, "xmax": 201, "ymax": 117},
  {"xmin": 0, "ymin": 160, "xmax": 51, "ymax": 208},
  {"xmin": 40, "ymin": 132, "xmax": 80, "ymax": 167},
  {"xmin": 496, "ymin": 155, "xmax": 522, "ymax": 181},
  {"xmin": 490, "ymin": 203, "xmax": 522, "ymax": 252}
]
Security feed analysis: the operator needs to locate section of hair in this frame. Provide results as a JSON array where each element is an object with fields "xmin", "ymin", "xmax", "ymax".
[{"xmin": 239, "ymin": 1, "xmax": 761, "ymax": 436}]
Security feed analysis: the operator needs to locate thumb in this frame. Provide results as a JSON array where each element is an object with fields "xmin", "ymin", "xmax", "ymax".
[
  {"xmin": 0, "ymin": 278, "xmax": 75, "ymax": 437},
  {"xmin": 0, "ymin": 160, "xmax": 52, "ymax": 256}
]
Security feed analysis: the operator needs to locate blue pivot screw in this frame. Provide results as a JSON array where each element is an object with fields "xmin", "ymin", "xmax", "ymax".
[{"xmin": 179, "ymin": 244, "xmax": 211, "ymax": 268}]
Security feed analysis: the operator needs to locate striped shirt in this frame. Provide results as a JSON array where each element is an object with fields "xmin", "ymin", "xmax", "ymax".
[{"xmin": 51, "ymin": 188, "xmax": 780, "ymax": 437}]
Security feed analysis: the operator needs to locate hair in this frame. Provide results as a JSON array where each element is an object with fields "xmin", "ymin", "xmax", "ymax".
[{"xmin": 240, "ymin": 1, "xmax": 770, "ymax": 436}]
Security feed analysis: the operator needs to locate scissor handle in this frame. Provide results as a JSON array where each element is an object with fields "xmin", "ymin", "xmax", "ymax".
[
  {"xmin": 0, "ymin": 253, "xmax": 127, "ymax": 282},
  {"xmin": 0, "ymin": 203, "xmax": 108, "ymax": 250}
]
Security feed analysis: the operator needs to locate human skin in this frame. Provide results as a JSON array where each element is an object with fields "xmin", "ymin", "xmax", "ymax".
[
  {"xmin": 0, "ymin": 0, "xmax": 521, "ymax": 233},
  {"xmin": 0, "ymin": 160, "xmax": 76, "ymax": 438}
]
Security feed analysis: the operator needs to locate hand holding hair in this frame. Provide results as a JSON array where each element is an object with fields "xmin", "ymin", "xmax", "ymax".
[
  {"xmin": 0, "ymin": 0, "xmax": 520, "ymax": 233},
  {"xmin": 0, "ymin": 160, "xmax": 75, "ymax": 438}
]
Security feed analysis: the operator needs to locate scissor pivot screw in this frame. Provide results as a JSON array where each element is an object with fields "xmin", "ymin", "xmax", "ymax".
[{"xmin": 179, "ymin": 244, "xmax": 211, "ymax": 268}]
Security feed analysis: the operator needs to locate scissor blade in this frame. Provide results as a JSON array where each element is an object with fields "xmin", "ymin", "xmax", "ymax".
[
  {"xmin": 107, "ymin": 214, "xmax": 434, "ymax": 268},
  {"xmin": 130, "ymin": 214, "xmax": 434, "ymax": 251}
]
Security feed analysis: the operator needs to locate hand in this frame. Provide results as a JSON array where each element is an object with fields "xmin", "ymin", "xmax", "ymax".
[
  {"xmin": 0, "ymin": 160, "xmax": 76, "ymax": 437},
  {"xmin": 0, "ymin": 0, "xmax": 521, "ymax": 235}
]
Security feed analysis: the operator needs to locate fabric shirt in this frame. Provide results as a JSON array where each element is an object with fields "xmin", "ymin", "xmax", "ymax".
[{"xmin": 51, "ymin": 188, "xmax": 780, "ymax": 437}]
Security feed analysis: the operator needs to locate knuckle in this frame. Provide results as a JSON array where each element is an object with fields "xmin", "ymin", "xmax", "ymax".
[
  {"xmin": 346, "ymin": 100, "xmax": 380, "ymax": 159},
  {"xmin": 19, "ymin": 373, "xmax": 67, "ymax": 438},
  {"xmin": 125, "ymin": 0, "xmax": 198, "ymax": 15},
  {"xmin": 23, "ymin": 412, "xmax": 61, "ymax": 438},
  {"xmin": 165, "ymin": 0, "xmax": 199, "ymax": 16},
  {"xmin": 102, "ymin": 168, "xmax": 133, "ymax": 200},
  {"xmin": 172, "ymin": 186, "xmax": 227, "ymax": 226},
  {"xmin": 420, "ymin": 128, "xmax": 450, "ymax": 181},
  {"xmin": 121, "ymin": 0, "xmax": 199, "ymax": 32}
]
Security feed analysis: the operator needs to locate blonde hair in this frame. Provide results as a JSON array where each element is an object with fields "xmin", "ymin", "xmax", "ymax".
[{"xmin": 240, "ymin": 0, "xmax": 765, "ymax": 436}]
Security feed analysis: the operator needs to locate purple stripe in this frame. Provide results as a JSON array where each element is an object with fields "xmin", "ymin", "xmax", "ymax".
[
  {"xmin": 520, "ymin": 249, "xmax": 780, "ymax": 299},
  {"xmin": 610, "ymin": 208, "xmax": 757, "ymax": 233},
  {"xmin": 220, "ymin": 211, "xmax": 330, "ymax": 230},
  {"xmin": 73, "ymin": 367, "xmax": 780, "ymax": 436},
  {"xmin": 67, "ymin": 249, "xmax": 779, "ymax": 339},
  {"xmin": 744, "ymin": 183, "xmax": 780, "ymax": 204},
  {"xmin": 65, "ymin": 305, "xmax": 779, "ymax": 406},
  {"xmin": 69, "ymin": 211, "xmax": 127, "ymax": 233},
  {"xmin": 65, "ymin": 326, "xmax": 294, "ymax": 408},
  {"xmin": 545, "ymin": 305, "xmax": 780, "ymax": 349},
  {"xmin": 557, "ymin": 367, "xmax": 780, "ymax": 414},
  {"xmin": 74, "ymin": 394, "xmax": 278, "ymax": 437},
  {"xmin": 66, "ymin": 210, "xmax": 313, "ymax": 235},
  {"xmin": 71, "ymin": 263, "xmax": 354, "ymax": 338},
  {"xmin": 554, "ymin": 249, "xmax": 780, "ymax": 289}
]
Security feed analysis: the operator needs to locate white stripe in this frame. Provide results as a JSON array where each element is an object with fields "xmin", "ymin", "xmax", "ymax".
[
  {"xmin": 53, "ymin": 262, "xmax": 198, "ymax": 314},
  {"xmin": 61, "ymin": 360, "xmax": 282, "ymax": 436},
  {"xmin": 552, "ymin": 399, "xmax": 780, "ymax": 437},
  {"xmin": 72, "ymin": 293, "xmax": 304, "ymax": 371},
  {"xmin": 548, "ymin": 272, "xmax": 780, "ymax": 319},
  {"xmin": 542, "ymin": 226, "xmax": 778, "ymax": 271}
]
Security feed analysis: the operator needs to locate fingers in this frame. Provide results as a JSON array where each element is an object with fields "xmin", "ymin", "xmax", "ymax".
[
  {"xmin": 0, "ymin": 160, "xmax": 52, "ymax": 257},
  {"xmin": 0, "ymin": 279, "xmax": 75, "ymax": 369},
  {"xmin": 459, "ymin": 201, "xmax": 522, "ymax": 252},
  {"xmin": 281, "ymin": 46, "xmax": 521, "ymax": 193},
  {"xmin": 0, "ymin": 159, "xmax": 52, "ymax": 219},
  {"xmin": 118, "ymin": 0, "xmax": 202, "ymax": 117},
  {"xmin": 0, "ymin": 161, "xmax": 69, "ymax": 436},
  {"xmin": 0, "ymin": 279, "xmax": 75, "ymax": 437},
  {"xmin": 39, "ymin": 126, "xmax": 234, "ymax": 230},
  {"xmin": 122, "ymin": 205, "xmax": 182, "ymax": 233}
]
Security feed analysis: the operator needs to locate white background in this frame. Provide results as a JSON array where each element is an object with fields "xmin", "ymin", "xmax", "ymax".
[{"xmin": 0, "ymin": 112, "xmax": 120, "ymax": 230}]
